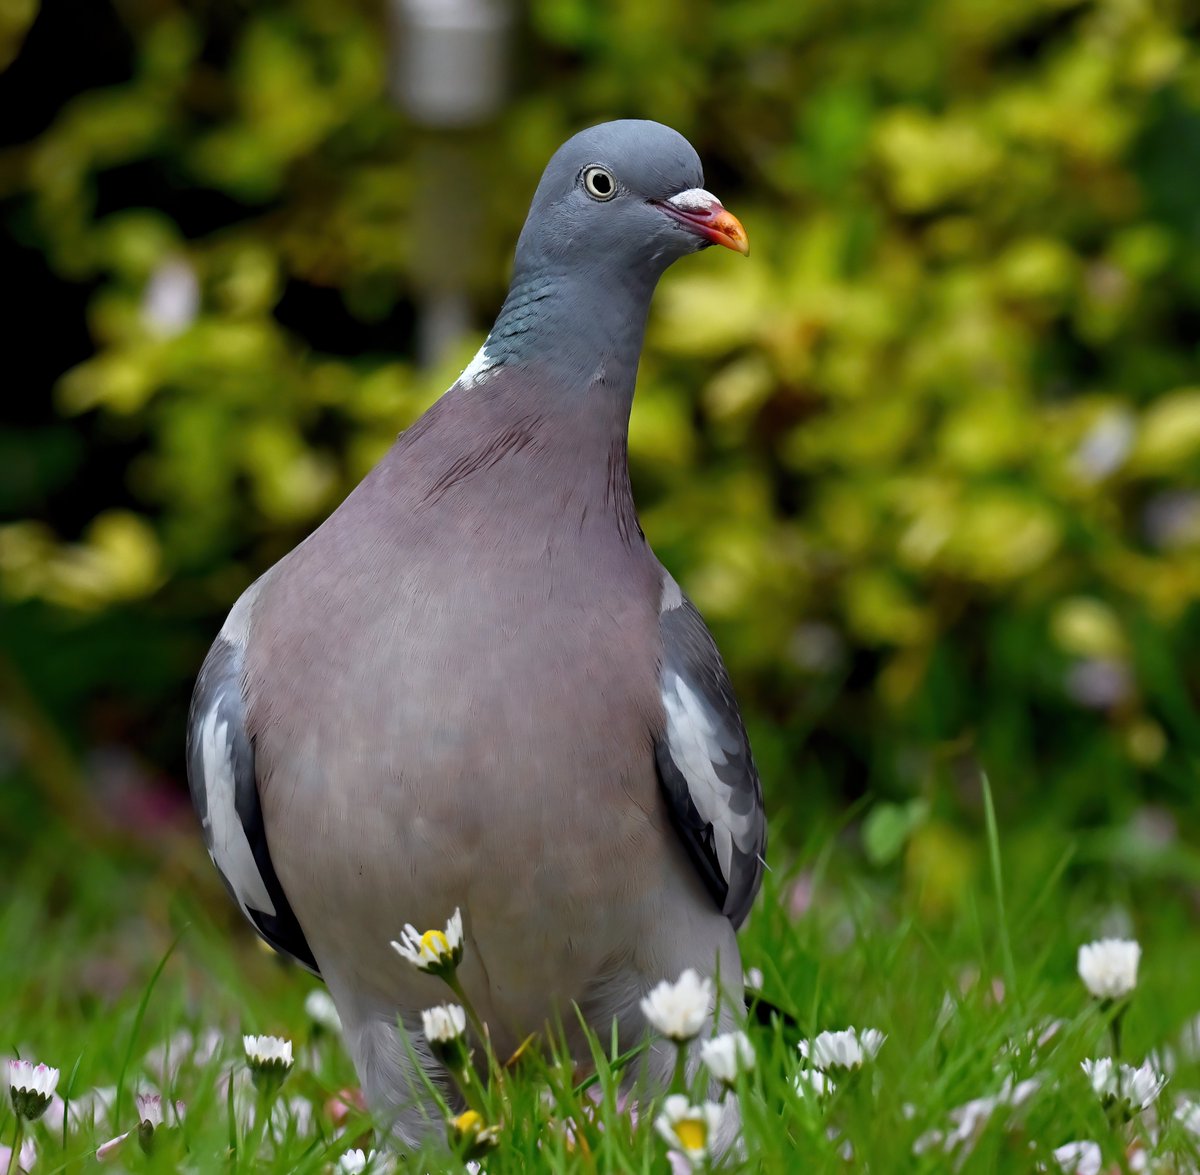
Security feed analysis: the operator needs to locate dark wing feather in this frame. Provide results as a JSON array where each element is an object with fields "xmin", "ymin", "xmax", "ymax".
[
  {"xmin": 186, "ymin": 635, "xmax": 319, "ymax": 974},
  {"xmin": 654, "ymin": 585, "xmax": 766, "ymax": 928}
]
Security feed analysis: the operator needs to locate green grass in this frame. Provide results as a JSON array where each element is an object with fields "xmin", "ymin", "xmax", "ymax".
[{"xmin": 4, "ymin": 798, "xmax": 1200, "ymax": 1173}]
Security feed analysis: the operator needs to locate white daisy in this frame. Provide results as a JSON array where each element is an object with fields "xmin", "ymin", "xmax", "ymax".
[
  {"xmin": 421, "ymin": 1004, "xmax": 467, "ymax": 1044},
  {"xmin": 1081, "ymin": 1057, "xmax": 1165, "ymax": 1115},
  {"xmin": 336, "ymin": 1148, "xmax": 392, "ymax": 1173},
  {"xmin": 700, "ymin": 1031, "xmax": 755, "ymax": 1086},
  {"xmin": 242, "ymin": 1034, "xmax": 293, "ymax": 1092},
  {"xmin": 1051, "ymin": 1140, "xmax": 1103, "ymax": 1174},
  {"xmin": 391, "ymin": 908, "xmax": 465, "ymax": 976},
  {"xmin": 913, "ymin": 1076, "xmax": 1041, "ymax": 1156},
  {"xmin": 654, "ymin": 1095, "xmax": 723, "ymax": 1165},
  {"xmin": 1175, "ymin": 1097, "xmax": 1200, "ymax": 1137},
  {"xmin": 799, "ymin": 1027, "xmax": 886, "ymax": 1071},
  {"xmin": 305, "ymin": 989, "xmax": 343, "ymax": 1034},
  {"xmin": 0, "ymin": 1137, "xmax": 36, "ymax": 1172},
  {"xmin": 243, "ymin": 1034, "xmax": 293, "ymax": 1068},
  {"xmin": 794, "ymin": 1069, "xmax": 836, "ymax": 1098},
  {"xmin": 8, "ymin": 1059, "xmax": 59, "ymax": 1121},
  {"xmin": 448, "ymin": 1109, "xmax": 500, "ymax": 1157},
  {"xmin": 1077, "ymin": 938, "xmax": 1140, "ymax": 1000},
  {"xmin": 135, "ymin": 1092, "xmax": 185, "ymax": 1128},
  {"xmin": 639, "ymin": 969, "xmax": 713, "ymax": 1043},
  {"xmin": 96, "ymin": 1092, "xmax": 185, "ymax": 1161}
]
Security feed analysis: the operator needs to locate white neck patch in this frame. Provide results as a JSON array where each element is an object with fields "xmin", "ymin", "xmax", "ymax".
[{"xmin": 459, "ymin": 339, "xmax": 500, "ymax": 388}]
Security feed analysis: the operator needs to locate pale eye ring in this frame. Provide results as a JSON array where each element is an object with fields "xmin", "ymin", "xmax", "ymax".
[{"xmin": 582, "ymin": 165, "xmax": 617, "ymax": 201}]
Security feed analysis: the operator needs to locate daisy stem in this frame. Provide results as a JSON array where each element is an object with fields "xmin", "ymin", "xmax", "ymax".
[
  {"xmin": 7, "ymin": 1119, "xmax": 22, "ymax": 1175},
  {"xmin": 1109, "ymin": 1006, "xmax": 1125, "ymax": 1104},
  {"xmin": 671, "ymin": 1042, "xmax": 689, "ymax": 1094},
  {"xmin": 442, "ymin": 973, "xmax": 487, "ymax": 1044},
  {"xmin": 244, "ymin": 1088, "xmax": 274, "ymax": 1169},
  {"xmin": 1109, "ymin": 1005, "xmax": 1124, "ymax": 1062}
]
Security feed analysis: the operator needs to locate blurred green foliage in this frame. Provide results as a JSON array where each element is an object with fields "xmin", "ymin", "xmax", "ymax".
[{"xmin": 2, "ymin": 0, "xmax": 1199, "ymax": 876}]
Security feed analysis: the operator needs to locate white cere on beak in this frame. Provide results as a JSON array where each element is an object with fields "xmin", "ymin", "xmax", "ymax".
[{"xmin": 667, "ymin": 188, "xmax": 721, "ymax": 212}]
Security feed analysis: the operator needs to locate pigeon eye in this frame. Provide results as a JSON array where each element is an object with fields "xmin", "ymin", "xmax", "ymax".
[{"xmin": 582, "ymin": 166, "xmax": 617, "ymax": 201}]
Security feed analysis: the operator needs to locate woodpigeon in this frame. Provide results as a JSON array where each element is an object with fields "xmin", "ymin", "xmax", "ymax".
[{"xmin": 187, "ymin": 118, "xmax": 766, "ymax": 1143}]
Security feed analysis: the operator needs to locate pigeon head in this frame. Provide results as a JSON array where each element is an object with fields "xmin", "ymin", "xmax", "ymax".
[
  {"xmin": 462, "ymin": 120, "xmax": 747, "ymax": 392},
  {"xmin": 512, "ymin": 119, "xmax": 749, "ymax": 281}
]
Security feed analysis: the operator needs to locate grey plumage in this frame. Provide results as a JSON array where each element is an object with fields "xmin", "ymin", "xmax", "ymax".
[{"xmin": 187, "ymin": 119, "xmax": 765, "ymax": 1145}]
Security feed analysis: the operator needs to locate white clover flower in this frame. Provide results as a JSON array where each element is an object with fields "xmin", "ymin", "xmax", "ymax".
[
  {"xmin": 1081, "ymin": 1057, "xmax": 1165, "ymax": 1115},
  {"xmin": 8, "ymin": 1059, "xmax": 60, "ymax": 1121},
  {"xmin": 1051, "ymin": 1140, "xmax": 1103, "ymax": 1174},
  {"xmin": 391, "ymin": 908, "xmax": 465, "ymax": 976},
  {"xmin": 700, "ymin": 1031, "xmax": 755, "ymax": 1086},
  {"xmin": 421, "ymin": 1004, "xmax": 467, "ymax": 1044},
  {"xmin": 799, "ymin": 1027, "xmax": 886, "ymax": 1072},
  {"xmin": 654, "ymin": 1095, "xmax": 722, "ymax": 1165},
  {"xmin": 243, "ymin": 1034, "xmax": 293, "ymax": 1092},
  {"xmin": 793, "ymin": 1069, "xmax": 836, "ymax": 1099},
  {"xmin": 1077, "ymin": 938, "xmax": 1140, "ymax": 1000},
  {"xmin": 640, "ymin": 969, "xmax": 713, "ymax": 1043},
  {"xmin": 305, "ymin": 989, "xmax": 343, "ymax": 1034}
]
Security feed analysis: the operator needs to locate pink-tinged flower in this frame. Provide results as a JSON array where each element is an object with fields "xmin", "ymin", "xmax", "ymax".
[
  {"xmin": 96, "ymin": 1132, "xmax": 130, "ymax": 1162},
  {"xmin": 0, "ymin": 1139, "xmax": 36, "ymax": 1172},
  {"xmin": 8, "ymin": 1059, "xmax": 59, "ymax": 1121},
  {"xmin": 42, "ymin": 1084, "xmax": 117, "ymax": 1134},
  {"xmin": 97, "ymin": 1091, "xmax": 186, "ymax": 1160},
  {"xmin": 325, "ymin": 1086, "xmax": 367, "ymax": 1129},
  {"xmin": 787, "ymin": 871, "xmax": 815, "ymax": 919}
]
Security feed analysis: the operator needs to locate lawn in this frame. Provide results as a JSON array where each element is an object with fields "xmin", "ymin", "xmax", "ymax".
[{"xmin": 5, "ymin": 776, "xmax": 1200, "ymax": 1173}]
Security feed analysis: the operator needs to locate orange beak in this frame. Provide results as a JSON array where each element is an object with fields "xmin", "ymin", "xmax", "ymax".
[{"xmin": 655, "ymin": 189, "xmax": 750, "ymax": 256}]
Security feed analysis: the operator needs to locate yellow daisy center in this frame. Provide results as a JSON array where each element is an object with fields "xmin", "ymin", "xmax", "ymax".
[
  {"xmin": 420, "ymin": 929, "xmax": 450, "ymax": 958},
  {"xmin": 673, "ymin": 1117, "xmax": 707, "ymax": 1153}
]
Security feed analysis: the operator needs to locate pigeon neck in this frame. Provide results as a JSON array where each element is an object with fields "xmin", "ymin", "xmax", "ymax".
[{"xmin": 460, "ymin": 264, "xmax": 657, "ymax": 404}]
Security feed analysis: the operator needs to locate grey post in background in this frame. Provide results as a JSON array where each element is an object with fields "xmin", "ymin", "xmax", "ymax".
[{"xmin": 390, "ymin": 0, "xmax": 514, "ymax": 368}]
